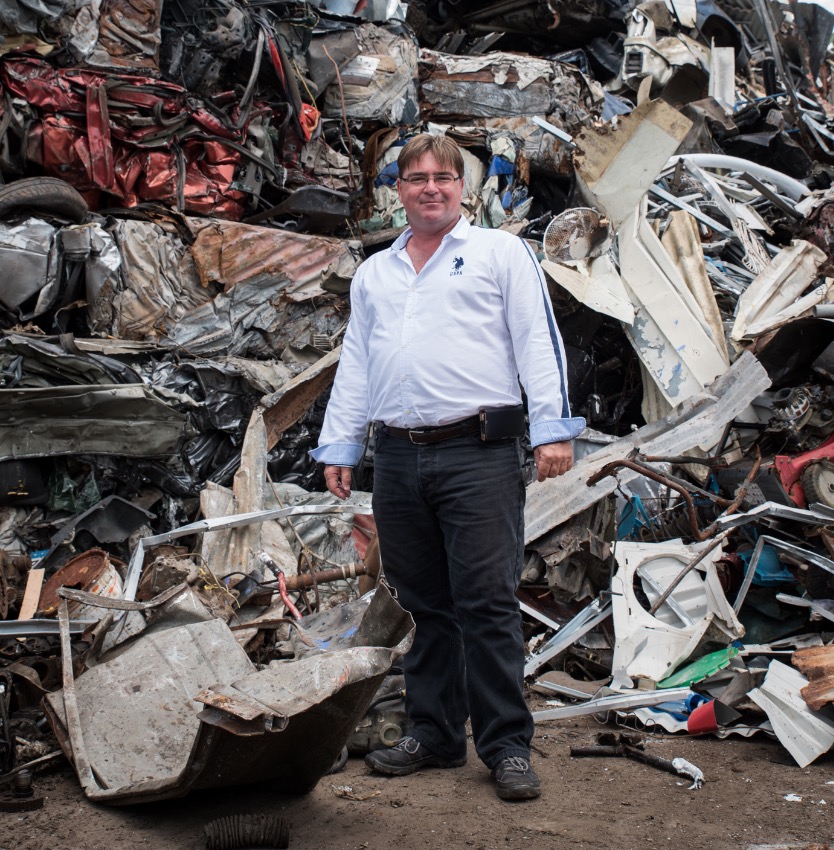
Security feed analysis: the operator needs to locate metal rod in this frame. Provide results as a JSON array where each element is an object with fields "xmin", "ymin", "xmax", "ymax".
[{"xmin": 648, "ymin": 531, "xmax": 730, "ymax": 615}]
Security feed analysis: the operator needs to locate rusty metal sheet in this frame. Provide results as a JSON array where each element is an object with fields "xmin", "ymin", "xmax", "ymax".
[
  {"xmin": 58, "ymin": 0, "xmax": 163, "ymax": 71},
  {"xmin": 573, "ymin": 98, "xmax": 693, "ymax": 228},
  {"xmin": 187, "ymin": 220, "xmax": 361, "ymax": 301}
]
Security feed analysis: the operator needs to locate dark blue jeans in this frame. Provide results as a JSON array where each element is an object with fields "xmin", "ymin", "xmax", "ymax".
[{"xmin": 371, "ymin": 428, "xmax": 533, "ymax": 769}]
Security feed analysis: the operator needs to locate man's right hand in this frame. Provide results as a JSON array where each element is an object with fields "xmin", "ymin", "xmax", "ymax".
[{"xmin": 324, "ymin": 465, "xmax": 352, "ymax": 499}]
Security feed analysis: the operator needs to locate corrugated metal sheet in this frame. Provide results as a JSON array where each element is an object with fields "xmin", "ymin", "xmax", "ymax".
[{"xmin": 188, "ymin": 219, "xmax": 361, "ymax": 301}]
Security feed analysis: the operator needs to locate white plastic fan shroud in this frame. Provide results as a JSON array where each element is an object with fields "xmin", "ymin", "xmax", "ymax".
[{"xmin": 543, "ymin": 207, "xmax": 611, "ymax": 263}]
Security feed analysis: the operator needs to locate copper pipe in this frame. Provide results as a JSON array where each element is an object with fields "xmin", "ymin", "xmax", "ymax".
[{"xmin": 277, "ymin": 572, "xmax": 302, "ymax": 621}]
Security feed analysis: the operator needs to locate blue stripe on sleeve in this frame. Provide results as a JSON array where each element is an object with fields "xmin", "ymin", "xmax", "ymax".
[{"xmin": 520, "ymin": 240, "xmax": 571, "ymax": 418}]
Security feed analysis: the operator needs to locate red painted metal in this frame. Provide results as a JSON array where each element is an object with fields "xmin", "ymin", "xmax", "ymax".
[{"xmin": 773, "ymin": 432, "xmax": 834, "ymax": 507}]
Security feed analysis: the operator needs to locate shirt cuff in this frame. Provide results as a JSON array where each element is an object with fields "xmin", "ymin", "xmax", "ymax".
[
  {"xmin": 309, "ymin": 442, "xmax": 365, "ymax": 466},
  {"xmin": 530, "ymin": 417, "xmax": 587, "ymax": 447}
]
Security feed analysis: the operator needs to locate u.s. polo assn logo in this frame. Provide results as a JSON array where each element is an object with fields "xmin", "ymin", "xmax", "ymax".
[{"xmin": 450, "ymin": 256, "xmax": 464, "ymax": 276}]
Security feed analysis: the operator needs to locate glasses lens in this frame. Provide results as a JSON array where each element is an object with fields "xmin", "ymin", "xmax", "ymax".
[{"xmin": 401, "ymin": 174, "xmax": 458, "ymax": 186}]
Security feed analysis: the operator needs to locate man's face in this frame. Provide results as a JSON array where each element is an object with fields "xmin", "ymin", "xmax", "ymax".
[{"xmin": 397, "ymin": 152, "xmax": 464, "ymax": 237}]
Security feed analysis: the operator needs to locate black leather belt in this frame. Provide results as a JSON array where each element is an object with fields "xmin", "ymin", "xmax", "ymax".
[{"xmin": 383, "ymin": 415, "xmax": 480, "ymax": 445}]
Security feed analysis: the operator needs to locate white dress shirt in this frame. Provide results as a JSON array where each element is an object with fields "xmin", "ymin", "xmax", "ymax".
[{"xmin": 310, "ymin": 216, "xmax": 585, "ymax": 466}]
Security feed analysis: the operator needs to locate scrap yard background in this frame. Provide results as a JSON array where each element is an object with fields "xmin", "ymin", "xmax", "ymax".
[{"xmin": 1, "ymin": 0, "xmax": 834, "ymax": 848}]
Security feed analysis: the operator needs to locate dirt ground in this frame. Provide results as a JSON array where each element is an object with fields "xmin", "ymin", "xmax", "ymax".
[{"xmin": 2, "ymin": 691, "xmax": 832, "ymax": 850}]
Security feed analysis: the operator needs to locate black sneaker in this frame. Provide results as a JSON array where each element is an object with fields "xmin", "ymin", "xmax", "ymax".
[
  {"xmin": 365, "ymin": 736, "xmax": 467, "ymax": 776},
  {"xmin": 491, "ymin": 756, "xmax": 541, "ymax": 800}
]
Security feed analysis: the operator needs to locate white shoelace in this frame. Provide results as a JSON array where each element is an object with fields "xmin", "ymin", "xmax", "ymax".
[
  {"xmin": 393, "ymin": 736, "xmax": 420, "ymax": 754},
  {"xmin": 500, "ymin": 756, "xmax": 531, "ymax": 773}
]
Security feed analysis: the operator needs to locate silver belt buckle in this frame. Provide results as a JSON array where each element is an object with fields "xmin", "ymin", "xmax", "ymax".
[{"xmin": 407, "ymin": 429, "xmax": 426, "ymax": 444}]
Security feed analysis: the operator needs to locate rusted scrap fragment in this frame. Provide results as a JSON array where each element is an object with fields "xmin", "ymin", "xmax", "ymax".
[
  {"xmin": 262, "ymin": 347, "xmax": 342, "ymax": 450},
  {"xmin": 188, "ymin": 220, "xmax": 361, "ymax": 301},
  {"xmin": 793, "ymin": 646, "xmax": 834, "ymax": 711},
  {"xmin": 37, "ymin": 549, "xmax": 113, "ymax": 617},
  {"xmin": 57, "ymin": 0, "xmax": 163, "ymax": 71},
  {"xmin": 193, "ymin": 687, "xmax": 282, "ymax": 724}
]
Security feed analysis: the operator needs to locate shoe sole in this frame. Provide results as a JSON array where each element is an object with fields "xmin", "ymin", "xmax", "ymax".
[
  {"xmin": 496, "ymin": 783, "xmax": 541, "ymax": 801},
  {"xmin": 365, "ymin": 755, "xmax": 467, "ymax": 777}
]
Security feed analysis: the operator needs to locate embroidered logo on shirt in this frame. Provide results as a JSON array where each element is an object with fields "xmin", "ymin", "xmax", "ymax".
[{"xmin": 451, "ymin": 256, "xmax": 464, "ymax": 276}]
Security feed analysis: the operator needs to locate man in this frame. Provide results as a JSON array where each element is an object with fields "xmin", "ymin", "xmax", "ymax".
[{"xmin": 310, "ymin": 134, "xmax": 584, "ymax": 801}]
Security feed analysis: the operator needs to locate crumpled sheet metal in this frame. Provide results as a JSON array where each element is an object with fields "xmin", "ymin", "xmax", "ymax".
[
  {"xmin": 0, "ymin": 216, "xmax": 121, "ymax": 320},
  {"xmin": 747, "ymin": 660, "xmax": 834, "ymax": 768},
  {"xmin": 620, "ymin": 3, "xmax": 711, "ymax": 94},
  {"xmin": 660, "ymin": 211, "xmax": 730, "ymax": 365},
  {"xmin": 54, "ymin": 0, "xmax": 162, "ymax": 70},
  {"xmin": 0, "ymin": 0, "xmax": 70, "ymax": 34},
  {"xmin": 0, "ymin": 216, "xmax": 58, "ymax": 311},
  {"xmin": 524, "ymin": 350, "xmax": 770, "ymax": 544},
  {"xmin": 420, "ymin": 49, "xmax": 585, "ymax": 122},
  {"xmin": 319, "ymin": 23, "xmax": 419, "ymax": 126},
  {"xmin": 542, "ymin": 255, "xmax": 635, "ymax": 325},
  {"xmin": 573, "ymin": 98, "xmax": 693, "ymax": 228},
  {"xmin": 44, "ymin": 583, "xmax": 414, "ymax": 803},
  {"xmin": 0, "ymin": 383, "xmax": 191, "ymax": 461},
  {"xmin": 187, "ymin": 219, "xmax": 362, "ymax": 301},
  {"xmin": 92, "ymin": 217, "xmax": 358, "ymax": 356},
  {"xmin": 91, "ymin": 218, "xmax": 208, "ymax": 341},
  {"xmin": 730, "ymin": 240, "xmax": 830, "ymax": 342},
  {"xmin": 619, "ymin": 199, "xmax": 730, "ymax": 408},
  {"xmin": 0, "ymin": 56, "xmax": 249, "ymax": 218}
]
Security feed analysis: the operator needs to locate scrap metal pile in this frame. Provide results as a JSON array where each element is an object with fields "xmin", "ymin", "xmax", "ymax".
[{"xmin": 1, "ymin": 0, "xmax": 834, "ymax": 803}]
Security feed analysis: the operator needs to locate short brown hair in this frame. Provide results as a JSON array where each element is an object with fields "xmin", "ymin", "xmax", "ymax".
[{"xmin": 397, "ymin": 135, "xmax": 464, "ymax": 179}]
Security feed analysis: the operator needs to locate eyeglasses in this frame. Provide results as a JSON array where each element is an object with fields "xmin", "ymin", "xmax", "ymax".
[{"xmin": 399, "ymin": 173, "xmax": 462, "ymax": 186}]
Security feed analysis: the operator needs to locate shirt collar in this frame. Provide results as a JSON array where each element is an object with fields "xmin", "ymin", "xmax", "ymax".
[{"xmin": 391, "ymin": 215, "xmax": 470, "ymax": 252}]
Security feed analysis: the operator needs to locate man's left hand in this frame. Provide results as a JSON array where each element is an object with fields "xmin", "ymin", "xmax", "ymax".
[{"xmin": 533, "ymin": 441, "xmax": 573, "ymax": 482}]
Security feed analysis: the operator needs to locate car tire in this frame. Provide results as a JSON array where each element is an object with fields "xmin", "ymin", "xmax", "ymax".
[{"xmin": 0, "ymin": 177, "xmax": 88, "ymax": 222}]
